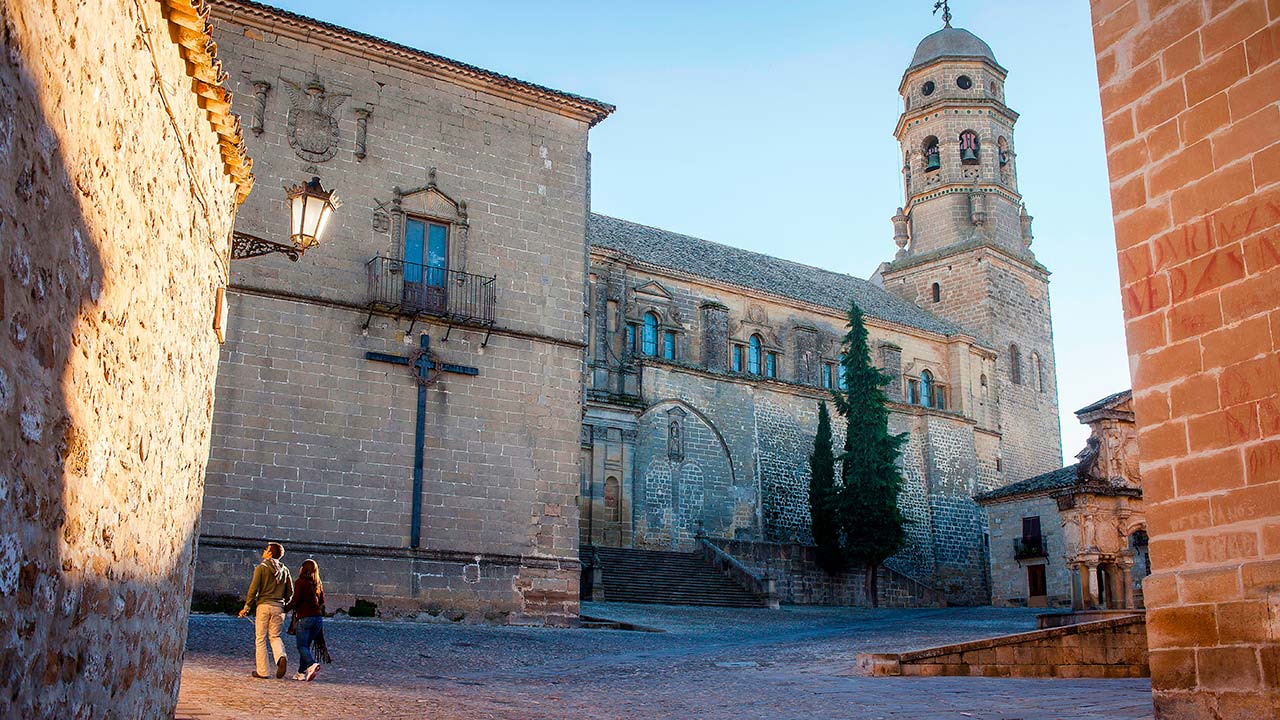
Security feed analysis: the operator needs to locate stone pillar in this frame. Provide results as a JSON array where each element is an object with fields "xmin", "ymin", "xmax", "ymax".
[
  {"xmin": 879, "ymin": 343, "xmax": 903, "ymax": 401},
  {"xmin": 1116, "ymin": 555, "xmax": 1135, "ymax": 610},
  {"xmin": 793, "ymin": 325, "xmax": 818, "ymax": 385},
  {"xmin": 1075, "ymin": 562, "xmax": 1095, "ymax": 610},
  {"xmin": 700, "ymin": 301, "xmax": 729, "ymax": 371}
]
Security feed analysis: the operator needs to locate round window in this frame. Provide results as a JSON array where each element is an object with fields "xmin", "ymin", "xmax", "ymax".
[
  {"xmin": 921, "ymin": 80, "xmax": 935, "ymax": 96},
  {"xmin": 957, "ymin": 75, "xmax": 973, "ymax": 90}
]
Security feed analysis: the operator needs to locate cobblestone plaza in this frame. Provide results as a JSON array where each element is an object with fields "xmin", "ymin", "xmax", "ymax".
[{"xmin": 178, "ymin": 605, "xmax": 1154, "ymax": 719}]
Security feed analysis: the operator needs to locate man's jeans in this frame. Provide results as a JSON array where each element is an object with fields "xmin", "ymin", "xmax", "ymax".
[
  {"xmin": 295, "ymin": 615, "xmax": 323, "ymax": 672},
  {"xmin": 254, "ymin": 603, "xmax": 286, "ymax": 675}
]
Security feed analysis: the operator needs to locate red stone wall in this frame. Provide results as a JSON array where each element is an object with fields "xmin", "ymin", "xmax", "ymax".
[{"xmin": 1089, "ymin": 1, "xmax": 1280, "ymax": 717}]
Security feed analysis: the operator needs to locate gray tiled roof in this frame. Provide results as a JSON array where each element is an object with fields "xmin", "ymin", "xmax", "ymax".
[
  {"xmin": 588, "ymin": 214, "xmax": 962, "ymax": 336},
  {"xmin": 974, "ymin": 464, "xmax": 1079, "ymax": 503}
]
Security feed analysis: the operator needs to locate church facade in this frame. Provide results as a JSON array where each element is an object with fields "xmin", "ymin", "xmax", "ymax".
[
  {"xmin": 195, "ymin": 1, "xmax": 1062, "ymax": 619},
  {"xmin": 580, "ymin": 25, "xmax": 1063, "ymax": 604}
]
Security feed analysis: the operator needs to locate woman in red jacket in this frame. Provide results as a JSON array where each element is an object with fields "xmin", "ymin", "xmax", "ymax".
[{"xmin": 284, "ymin": 558, "xmax": 326, "ymax": 681}]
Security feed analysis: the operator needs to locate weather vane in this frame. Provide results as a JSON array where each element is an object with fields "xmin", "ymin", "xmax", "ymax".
[{"xmin": 933, "ymin": 0, "xmax": 952, "ymax": 26}]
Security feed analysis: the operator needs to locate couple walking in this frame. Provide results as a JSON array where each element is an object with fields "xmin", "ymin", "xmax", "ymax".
[{"xmin": 237, "ymin": 542, "xmax": 327, "ymax": 681}]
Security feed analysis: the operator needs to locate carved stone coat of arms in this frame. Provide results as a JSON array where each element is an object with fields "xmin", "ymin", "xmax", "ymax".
[{"xmin": 281, "ymin": 73, "xmax": 348, "ymax": 163}]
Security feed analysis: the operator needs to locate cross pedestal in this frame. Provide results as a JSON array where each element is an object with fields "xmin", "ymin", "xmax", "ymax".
[{"xmin": 366, "ymin": 334, "xmax": 478, "ymax": 548}]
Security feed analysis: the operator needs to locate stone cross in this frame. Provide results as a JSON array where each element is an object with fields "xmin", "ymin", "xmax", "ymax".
[{"xmin": 365, "ymin": 334, "xmax": 478, "ymax": 548}]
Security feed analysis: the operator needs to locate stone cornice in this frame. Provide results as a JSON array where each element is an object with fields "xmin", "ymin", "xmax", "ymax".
[
  {"xmin": 906, "ymin": 180, "xmax": 1022, "ymax": 212},
  {"xmin": 883, "ymin": 237, "xmax": 1050, "ymax": 280},
  {"xmin": 199, "ymin": 534, "xmax": 580, "ymax": 570},
  {"xmin": 895, "ymin": 99, "xmax": 1019, "ymax": 138},
  {"xmin": 211, "ymin": 0, "xmax": 615, "ymax": 127}
]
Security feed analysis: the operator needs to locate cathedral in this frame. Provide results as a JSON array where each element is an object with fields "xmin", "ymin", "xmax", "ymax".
[
  {"xmin": 196, "ymin": 0, "xmax": 1062, "ymax": 620},
  {"xmin": 582, "ymin": 23, "xmax": 1063, "ymax": 604}
]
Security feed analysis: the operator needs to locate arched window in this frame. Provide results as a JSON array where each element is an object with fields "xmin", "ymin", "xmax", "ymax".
[
  {"xmin": 931, "ymin": 282, "xmax": 941, "ymax": 303},
  {"xmin": 662, "ymin": 330, "xmax": 677, "ymax": 360},
  {"xmin": 604, "ymin": 476, "xmax": 620, "ymax": 522},
  {"xmin": 1009, "ymin": 344, "xmax": 1022, "ymax": 385},
  {"xmin": 1031, "ymin": 352, "xmax": 1043, "ymax": 392},
  {"xmin": 920, "ymin": 369, "xmax": 934, "ymax": 408},
  {"xmin": 997, "ymin": 136, "xmax": 1010, "ymax": 167},
  {"xmin": 980, "ymin": 374, "xmax": 989, "ymax": 401},
  {"xmin": 748, "ymin": 334, "xmax": 763, "ymax": 375},
  {"xmin": 923, "ymin": 136, "xmax": 941, "ymax": 172},
  {"xmin": 960, "ymin": 130, "xmax": 980, "ymax": 165},
  {"xmin": 641, "ymin": 312, "xmax": 659, "ymax": 356}
]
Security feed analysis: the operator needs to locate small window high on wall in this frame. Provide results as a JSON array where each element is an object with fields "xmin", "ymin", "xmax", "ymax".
[
  {"xmin": 1009, "ymin": 344, "xmax": 1022, "ymax": 385},
  {"xmin": 662, "ymin": 331, "xmax": 676, "ymax": 360},
  {"xmin": 931, "ymin": 282, "xmax": 941, "ymax": 303}
]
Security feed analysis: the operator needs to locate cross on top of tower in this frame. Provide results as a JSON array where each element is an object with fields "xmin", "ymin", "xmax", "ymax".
[{"xmin": 933, "ymin": 0, "xmax": 953, "ymax": 27}]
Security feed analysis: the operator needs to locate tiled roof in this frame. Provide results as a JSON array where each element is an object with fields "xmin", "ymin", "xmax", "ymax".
[
  {"xmin": 1075, "ymin": 389, "xmax": 1132, "ymax": 416},
  {"xmin": 159, "ymin": 0, "xmax": 254, "ymax": 203},
  {"xmin": 974, "ymin": 464, "xmax": 1079, "ymax": 503},
  {"xmin": 215, "ymin": 0, "xmax": 614, "ymax": 126},
  {"xmin": 588, "ymin": 214, "xmax": 962, "ymax": 336}
]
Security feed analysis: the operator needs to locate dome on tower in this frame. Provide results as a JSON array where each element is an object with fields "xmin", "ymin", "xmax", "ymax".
[{"xmin": 907, "ymin": 26, "xmax": 1000, "ymax": 72}]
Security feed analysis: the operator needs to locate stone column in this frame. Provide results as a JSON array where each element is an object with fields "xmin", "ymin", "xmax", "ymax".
[
  {"xmin": 1116, "ymin": 554, "xmax": 1135, "ymax": 609},
  {"xmin": 700, "ymin": 301, "xmax": 729, "ymax": 371},
  {"xmin": 793, "ymin": 325, "xmax": 818, "ymax": 385},
  {"xmin": 1084, "ymin": 560, "xmax": 1101, "ymax": 609},
  {"xmin": 1075, "ymin": 561, "xmax": 1095, "ymax": 610},
  {"xmin": 879, "ymin": 343, "xmax": 903, "ymax": 401}
]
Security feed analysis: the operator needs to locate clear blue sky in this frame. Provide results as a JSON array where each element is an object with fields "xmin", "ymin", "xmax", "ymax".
[{"xmin": 261, "ymin": 0, "xmax": 1130, "ymax": 459}]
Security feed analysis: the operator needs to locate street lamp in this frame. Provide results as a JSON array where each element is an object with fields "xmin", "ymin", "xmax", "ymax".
[{"xmin": 230, "ymin": 176, "xmax": 340, "ymax": 262}]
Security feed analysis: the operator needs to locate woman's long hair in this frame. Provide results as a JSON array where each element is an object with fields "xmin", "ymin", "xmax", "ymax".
[{"xmin": 300, "ymin": 558, "xmax": 322, "ymax": 595}]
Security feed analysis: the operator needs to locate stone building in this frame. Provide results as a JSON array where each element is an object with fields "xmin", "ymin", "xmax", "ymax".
[
  {"xmin": 0, "ymin": 0, "xmax": 251, "ymax": 716},
  {"xmin": 1090, "ymin": 1, "xmax": 1280, "ymax": 716},
  {"xmin": 194, "ymin": 0, "xmax": 611, "ymax": 625},
  {"xmin": 580, "ymin": 22, "xmax": 1062, "ymax": 605},
  {"xmin": 979, "ymin": 390, "xmax": 1147, "ymax": 610},
  {"xmin": 194, "ymin": 5, "xmax": 1061, "ymax": 617}
]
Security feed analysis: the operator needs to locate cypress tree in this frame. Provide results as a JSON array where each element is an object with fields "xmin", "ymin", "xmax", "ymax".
[
  {"xmin": 807, "ymin": 401, "xmax": 842, "ymax": 573},
  {"xmin": 832, "ymin": 301, "xmax": 907, "ymax": 607}
]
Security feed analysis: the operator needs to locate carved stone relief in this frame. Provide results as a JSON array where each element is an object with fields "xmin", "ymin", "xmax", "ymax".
[{"xmin": 282, "ymin": 71, "xmax": 349, "ymax": 163}]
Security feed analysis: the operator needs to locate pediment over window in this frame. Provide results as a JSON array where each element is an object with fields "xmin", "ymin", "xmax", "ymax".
[
  {"xmin": 634, "ymin": 280, "xmax": 674, "ymax": 300},
  {"xmin": 394, "ymin": 167, "xmax": 468, "ymax": 225}
]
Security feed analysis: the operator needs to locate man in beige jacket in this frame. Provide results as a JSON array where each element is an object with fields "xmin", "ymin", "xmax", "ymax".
[{"xmin": 237, "ymin": 542, "xmax": 295, "ymax": 678}]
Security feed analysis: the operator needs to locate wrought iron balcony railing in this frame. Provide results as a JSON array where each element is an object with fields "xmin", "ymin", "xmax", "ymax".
[
  {"xmin": 365, "ymin": 256, "xmax": 496, "ymax": 329},
  {"xmin": 1014, "ymin": 535, "xmax": 1047, "ymax": 560}
]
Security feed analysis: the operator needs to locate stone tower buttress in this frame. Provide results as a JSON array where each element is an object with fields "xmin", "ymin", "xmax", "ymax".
[{"xmin": 880, "ymin": 23, "xmax": 1063, "ymax": 485}]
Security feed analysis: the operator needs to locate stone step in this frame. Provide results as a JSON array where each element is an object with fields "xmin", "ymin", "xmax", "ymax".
[{"xmin": 587, "ymin": 545, "xmax": 765, "ymax": 608}]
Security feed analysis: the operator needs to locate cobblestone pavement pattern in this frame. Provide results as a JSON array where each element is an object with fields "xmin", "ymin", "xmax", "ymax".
[{"xmin": 177, "ymin": 604, "xmax": 1155, "ymax": 719}]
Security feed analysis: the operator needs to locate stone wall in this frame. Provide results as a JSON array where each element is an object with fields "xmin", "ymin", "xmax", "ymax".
[
  {"xmin": 1090, "ymin": 0, "xmax": 1280, "ymax": 716},
  {"xmin": 199, "ymin": 1, "xmax": 605, "ymax": 625},
  {"xmin": 631, "ymin": 363, "xmax": 990, "ymax": 604},
  {"xmin": 712, "ymin": 540, "xmax": 944, "ymax": 608},
  {"xmin": 0, "ymin": 0, "xmax": 244, "ymax": 715},
  {"xmin": 858, "ymin": 615, "xmax": 1149, "ymax": 678},
  {"xmin": 985, "ymin": 494, "xmax": 1073, "ymax": 607}
]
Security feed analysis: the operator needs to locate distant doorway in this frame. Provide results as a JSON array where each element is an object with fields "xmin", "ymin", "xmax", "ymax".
[{"xmin": 1026, "ymin": 563, "xmax": 1047, "ymax": 607}]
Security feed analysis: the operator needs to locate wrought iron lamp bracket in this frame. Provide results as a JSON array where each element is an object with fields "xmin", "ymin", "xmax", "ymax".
[{"xmin": 230, "ymin": 231, "xmax": 302, "ymax": 262}]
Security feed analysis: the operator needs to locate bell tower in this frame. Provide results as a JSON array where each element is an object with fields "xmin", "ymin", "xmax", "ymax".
[{"xmin": 878, "ymin": 16, "xmax": 1063, "ymax": 485}]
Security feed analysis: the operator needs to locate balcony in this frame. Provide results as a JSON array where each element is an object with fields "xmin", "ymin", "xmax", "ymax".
[
  {"xmin": 365, "ymin": 256, "xmax": 496, "ymax": 330},
  {"xmin": 1014, "ymin": 535, "xmax": 1047, "ymax": 560}
]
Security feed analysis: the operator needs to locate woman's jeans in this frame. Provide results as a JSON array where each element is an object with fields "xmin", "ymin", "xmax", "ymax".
[{"xmin": 295, "ymin": 616, "xmax": 323, "ymax": 672}]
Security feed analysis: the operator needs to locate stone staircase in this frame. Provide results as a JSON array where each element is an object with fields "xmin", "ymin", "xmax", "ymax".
[{"xmin": 586, "ymin": 545, "xmax": 766, "ymax": 608}]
